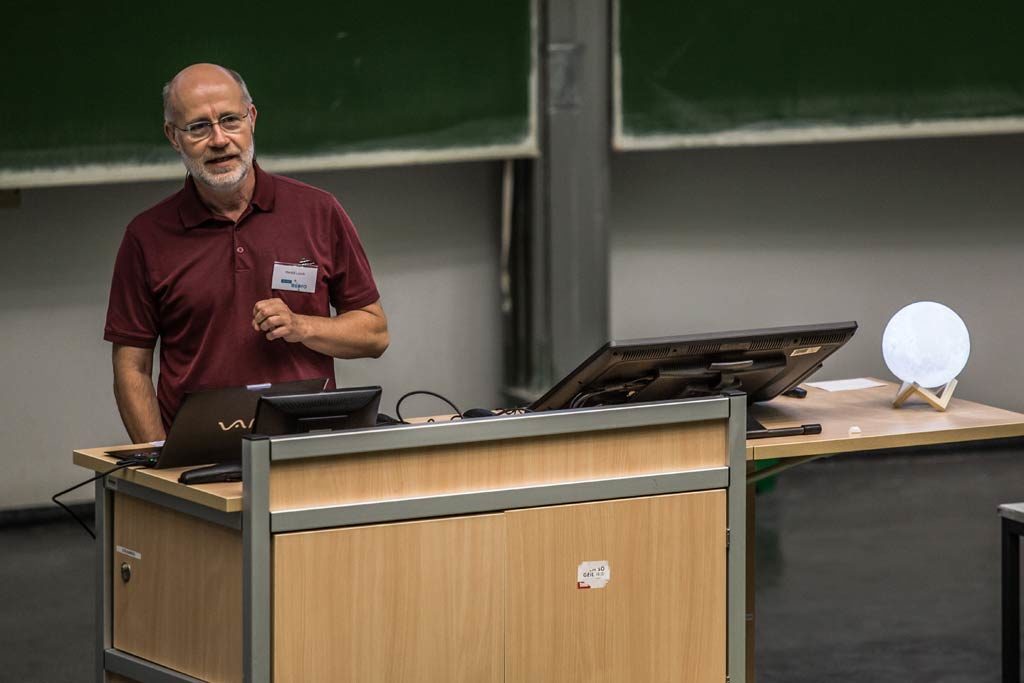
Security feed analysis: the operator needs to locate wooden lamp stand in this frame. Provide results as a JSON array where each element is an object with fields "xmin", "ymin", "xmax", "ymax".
[{"xmin": 893, "ymin": 378, "xmax": 958, "ymax": 411}]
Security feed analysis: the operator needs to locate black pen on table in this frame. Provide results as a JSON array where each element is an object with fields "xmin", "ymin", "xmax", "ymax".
[{"xmin": 746, "ymin": 423, "xmax": 822, "ymax": 440}]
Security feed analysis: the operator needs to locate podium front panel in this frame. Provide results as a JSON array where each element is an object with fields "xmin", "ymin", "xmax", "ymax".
[
  {"xmin": 506, "ymin": 491, "xmax": 727, "ymax": 682},
  {"xmin": 111, "ymin": 493, "xmax": 242, "ymax": 682},
  {"xmin": 268, "ymin": 421, "xmax": 726, "ymax": 513},
  {"xmin": 273, "ymin": 514, "xmax": 505, "ymax": 682}
]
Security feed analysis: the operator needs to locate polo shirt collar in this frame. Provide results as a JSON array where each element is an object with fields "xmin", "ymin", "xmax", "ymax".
[{"xmin": 178, "ymin": 160, "xmax": 276, "ymax": 229}]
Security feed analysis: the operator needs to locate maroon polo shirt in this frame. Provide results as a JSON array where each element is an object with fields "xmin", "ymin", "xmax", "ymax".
[{"xmin": 104, "ymin": 163, "xmax": 380, "ymax": 430}]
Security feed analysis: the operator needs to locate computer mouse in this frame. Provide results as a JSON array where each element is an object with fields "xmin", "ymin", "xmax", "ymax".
[{"xmin": 461, "ymin": 408, "xmax": 496, "ymax": 419}]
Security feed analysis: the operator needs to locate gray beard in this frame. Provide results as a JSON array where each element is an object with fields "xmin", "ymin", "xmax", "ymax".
[{"xmin": 180, "ymin": 143, "xmax": 255, "ymax": 190}]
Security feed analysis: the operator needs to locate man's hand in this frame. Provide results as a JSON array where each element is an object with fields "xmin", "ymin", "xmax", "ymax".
[
  {"xmin": 252, "ymin": 298, "xmax": 310, "ymax": 342},
  {"xmin": 253, "ymin": 298, "xmax": 389, "ymax": 359}
]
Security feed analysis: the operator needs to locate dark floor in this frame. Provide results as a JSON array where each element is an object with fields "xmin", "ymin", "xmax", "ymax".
[
  {"xmin": 755, "ymin": 444, "xmax": 1024, "ymax": 683},
  {"xmin": 0, "ymin": 513, "xmax": 95, "ymax": 681},
  {"xmin": 1, "ymin": 444, "xmax": 1021, "ymax": 682}
]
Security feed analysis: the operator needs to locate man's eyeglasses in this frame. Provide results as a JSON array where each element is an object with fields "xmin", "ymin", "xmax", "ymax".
[{"xmin": 172, "ymin": 112, "xmax": 249, "ymax": 141}]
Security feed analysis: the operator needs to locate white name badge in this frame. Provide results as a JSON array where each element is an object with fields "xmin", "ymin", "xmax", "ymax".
[{"xmin": 272, "ymin": 262, "xmax": 318, "ymax": 293}]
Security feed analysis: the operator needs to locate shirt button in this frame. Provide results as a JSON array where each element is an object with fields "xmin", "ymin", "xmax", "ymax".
[{"xmin": 236, "ymin": 246, "xmax": 245, "ymax": 254}]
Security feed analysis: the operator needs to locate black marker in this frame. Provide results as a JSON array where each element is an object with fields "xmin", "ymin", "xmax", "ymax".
[{"xmin": 746, "ymin": 423, "xmax": 822, "ymax": 440}]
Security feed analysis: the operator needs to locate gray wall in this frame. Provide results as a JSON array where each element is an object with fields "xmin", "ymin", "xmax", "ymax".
[
  {"xmin": 610, "ymin": 134, "xmax": 1024, "ymax": 412},
  {"xmin": 6, "ymin": 133, "xmax": 1024, "ymax": 509},
  {"xmin": 0, "ymin": 162, "xmax": 504, "ymax": 509}
]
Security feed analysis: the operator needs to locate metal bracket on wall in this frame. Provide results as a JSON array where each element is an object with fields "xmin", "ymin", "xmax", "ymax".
[
  {"xmin": 0, "ymin": 189, "xmax": 20, "ymax": 209},
  {"xmin": 548, "ymin": 43, "xmax": 582, "ymax": 112}
]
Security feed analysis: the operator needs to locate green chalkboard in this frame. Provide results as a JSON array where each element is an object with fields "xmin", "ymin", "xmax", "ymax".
[
  {"xmin": 0, "ymin": 3, "xmax": 533, "ymax": 180},
  {"xmin": 616, "ymin": 0, "xmax": 1024, "ymax": 145}
]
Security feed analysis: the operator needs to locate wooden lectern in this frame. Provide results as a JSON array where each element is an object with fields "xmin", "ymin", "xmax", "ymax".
[{"xmin": 75, "ymin": 395, "xmax": 748, "ymax": 683}]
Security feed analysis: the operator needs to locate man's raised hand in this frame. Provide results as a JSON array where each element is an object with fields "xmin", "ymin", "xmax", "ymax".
[{"xmin": 252, "ymin": 298, "xmax": 309, "ymax": 342}]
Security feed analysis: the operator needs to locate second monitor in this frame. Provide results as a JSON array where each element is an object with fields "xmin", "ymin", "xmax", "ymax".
[{"xmin": 529, "ymin": 321, "xmax": 857, "ymax": 412}]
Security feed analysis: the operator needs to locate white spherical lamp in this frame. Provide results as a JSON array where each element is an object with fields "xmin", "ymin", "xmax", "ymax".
[{"xmin": 882, "ymin": 301, "xmax": 969, "ymax": 410}]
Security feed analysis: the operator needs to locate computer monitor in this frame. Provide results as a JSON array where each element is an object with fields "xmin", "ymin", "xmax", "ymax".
[
  {"xmin": 529, "ymin": 321, "xmax": 857, "ymax": 413},
  {"xmin": 135, "ymin": 377, "xmax": 329, "ymax": 470},
  {"xmin": 252, "ymin": 386, "xmax": 382, "ymax": 436}
]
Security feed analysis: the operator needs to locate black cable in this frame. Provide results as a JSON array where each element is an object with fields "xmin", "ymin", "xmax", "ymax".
[
  {"xmin": 497, "ymin": 406, "xmax": 532, "ymax": 416},
  {"xmin": 52, "ymin": 461, "xmax": 139, "ymax": 539},
  {"xmin": 395, "ymin": 390, "xmax": 462, "ymax": 423},
  {"xmin": 569, "ymin": 376, "xmax": 657, "ymax": 409},
  {"xmin": 448, "ymin": 406, "xmax": 532, "ymax": 420}
]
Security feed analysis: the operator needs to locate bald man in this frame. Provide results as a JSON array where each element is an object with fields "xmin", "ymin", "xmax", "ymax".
[{"xmin": 104, "ymin": 64, "xmax": 389, "ymax": 443}]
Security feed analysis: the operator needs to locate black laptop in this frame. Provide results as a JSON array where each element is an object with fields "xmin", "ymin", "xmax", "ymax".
[{"xmin": 109, "ymin": 378, "xmax": 328, "ymax": 469}]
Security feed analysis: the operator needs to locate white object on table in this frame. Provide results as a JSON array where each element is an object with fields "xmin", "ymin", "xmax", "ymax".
[{"xmin": 805, "ymin": 378, "xmax": 887, "ymax": 392}]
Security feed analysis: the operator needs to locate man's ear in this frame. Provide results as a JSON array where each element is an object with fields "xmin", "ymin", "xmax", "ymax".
[
  {"xmin": 249, "ymin": 103, "xmax": 258, "ymax": 133},
  {"xmin": 164, "ymin": 122, "xmax": 181, "ymax": 152}
]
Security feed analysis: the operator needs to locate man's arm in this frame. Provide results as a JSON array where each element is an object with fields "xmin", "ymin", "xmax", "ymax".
[
  {"xmin": 112, "ymin": 344, "xmax": 166, "ymax": 444},
  {"xmin": 252, "ymin": 299, "xmax": 390, "ymax": 359}
]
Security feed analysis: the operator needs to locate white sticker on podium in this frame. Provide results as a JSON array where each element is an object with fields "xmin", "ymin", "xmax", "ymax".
[
  {"xmin": 116, "ymin": 545, "xmax": 142, "ymax": 560},
  {"xmin": 577, "ymin": 560, "xmax": 611, "ymax": 589}
]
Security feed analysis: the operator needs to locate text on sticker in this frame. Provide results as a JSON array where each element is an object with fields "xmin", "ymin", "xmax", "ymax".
[{"xmin": 577, "ymin": 560, "xmax": 611, "ymax": 589}]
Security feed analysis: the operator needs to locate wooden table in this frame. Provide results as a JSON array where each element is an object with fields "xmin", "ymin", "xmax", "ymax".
[{"xmin": 748, "ymin": 378, "xmax": 1024, "ymax": 461}]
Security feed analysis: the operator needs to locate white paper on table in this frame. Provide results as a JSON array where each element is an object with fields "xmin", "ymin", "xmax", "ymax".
[{"xmin": 804, "ymin": 378, "xmax": 887, "ymax": 392}]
